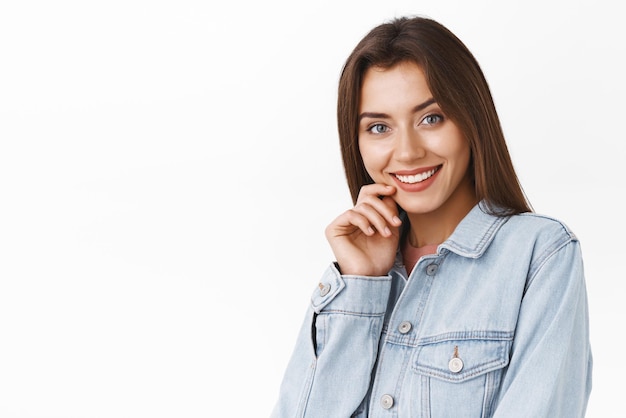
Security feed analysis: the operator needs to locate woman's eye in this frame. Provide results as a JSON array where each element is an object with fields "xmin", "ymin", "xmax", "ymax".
[
  {"xmin": 368, "ymin": 124, "xmax": 389, "ymax": 134},
  {"xmin": 421, "ymin": 114, "xmax": 444, "ymax": 125}
]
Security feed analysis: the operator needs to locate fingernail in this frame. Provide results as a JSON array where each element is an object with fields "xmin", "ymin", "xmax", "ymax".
[
  {"xmin": 367, "ymin": 226, "xmax": 375, "ymax": 235},
  {"xmin": 393, "ymin": 216, "xmax": 401, "ymax": 225},
  {"xmin": 384, "ymin": 227, "xmax": 391, "ymax": 236}
]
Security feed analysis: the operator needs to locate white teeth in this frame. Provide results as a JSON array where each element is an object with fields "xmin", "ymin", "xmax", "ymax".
[{"xmin": 395, "ymin": 168, "xmax": 437, "ymax": 184}]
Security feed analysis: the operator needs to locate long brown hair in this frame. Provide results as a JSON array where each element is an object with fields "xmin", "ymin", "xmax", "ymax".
[{"xmin": 337, "ymin": 16, "xmax": 532, "ymax": 215}]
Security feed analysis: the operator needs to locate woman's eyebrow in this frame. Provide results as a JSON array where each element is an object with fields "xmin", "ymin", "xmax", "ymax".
[
  {"xmin": 358, "ymin": 111, "xmax": 389, "ymax": 121},
  {"xmin": 358, "ymin": 98, "xmax": 437, "ymax": 121},
  {"xmin": 412, "ymin": 98, "xmax": 436, "ymax": 113}
]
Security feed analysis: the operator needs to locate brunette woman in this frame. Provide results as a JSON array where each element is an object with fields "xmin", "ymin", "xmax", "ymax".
[{"xmin": 271, "ymin": 16, "xmax": 592, "ymax": 418}]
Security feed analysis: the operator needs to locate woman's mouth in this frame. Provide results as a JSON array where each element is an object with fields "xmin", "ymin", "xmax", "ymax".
[{"xmin": 394, "ymin": 166, "xmax": 441, "ymax": 184}]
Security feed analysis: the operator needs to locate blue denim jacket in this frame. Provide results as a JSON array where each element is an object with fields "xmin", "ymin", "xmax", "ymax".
[{"xmin": 271, "ymin": 203, "xmax": 592, "ymax": 417}]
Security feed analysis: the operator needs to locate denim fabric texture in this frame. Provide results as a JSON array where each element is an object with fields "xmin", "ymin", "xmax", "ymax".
[{"xmin": 271, "ymin": 203, "xmax": 592, "ymax": 417}]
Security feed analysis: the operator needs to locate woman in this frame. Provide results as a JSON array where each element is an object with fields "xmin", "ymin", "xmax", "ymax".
[{"xmin": 271, "ymin": 16, "xmax": 592, "ymax": 417}]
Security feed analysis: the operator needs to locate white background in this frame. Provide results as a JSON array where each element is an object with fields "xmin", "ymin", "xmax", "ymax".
[{"xmin": 0, "ymin": 1, "xmax": 623, "ymax": 417}]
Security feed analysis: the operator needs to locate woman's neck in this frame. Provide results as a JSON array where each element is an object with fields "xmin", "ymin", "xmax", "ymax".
[{"xmin": 406, "ymin": 177, "xmax": 478, "ymax": 248}]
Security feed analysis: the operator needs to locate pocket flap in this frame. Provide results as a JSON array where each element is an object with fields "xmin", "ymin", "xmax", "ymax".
[{"xmin": 413, "ymin": 337, "xmax": 511, "ymax": 383}]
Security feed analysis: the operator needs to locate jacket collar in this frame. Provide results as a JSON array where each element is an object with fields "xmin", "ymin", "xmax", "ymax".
[{"xmin": 438, "ymin": 201, "xmax": 510, "ymax": 259}]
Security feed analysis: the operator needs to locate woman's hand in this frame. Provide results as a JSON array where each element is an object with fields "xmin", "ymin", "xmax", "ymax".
[{"xmin": 325, "ymin": 184, "xmax": 402, "ymax": 276}]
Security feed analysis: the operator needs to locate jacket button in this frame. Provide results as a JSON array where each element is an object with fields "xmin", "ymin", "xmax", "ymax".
[
  {"xmin": 426, "ymin": 264, "xmax": 438, "ymax": 275},
  {"xmin": 398, "ymin": 321, "xmax": 412, "ymax": 334},
  {"xmin": 318, "ymin": 283, "xmax": 331, "ymax": 296},
  {"xmin": 448, "ymin": 357, "xmax": 464, "ymax": 373},
  {"xmin": 380, "ymin": 394, "xmax": 394, "ymax": 409}
]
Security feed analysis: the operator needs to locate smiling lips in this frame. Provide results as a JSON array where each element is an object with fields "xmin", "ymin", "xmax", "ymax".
[{"xmin": 394, "ymin": 165, "xmax": 441, "ymax": 184}]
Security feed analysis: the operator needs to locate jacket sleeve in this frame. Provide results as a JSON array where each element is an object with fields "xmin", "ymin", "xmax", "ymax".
[
  {"xmin": 493, "ymin": 239, "xmax": 593, "ymax": 417},
  {"xmin": 270, "ymin": 263, "xmax": 392, "ymax": 418}
]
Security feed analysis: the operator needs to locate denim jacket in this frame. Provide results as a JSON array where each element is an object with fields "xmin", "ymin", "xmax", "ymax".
[{"xmin": 271, "ymin": 203, "xmax": 592, "ymax": 417}]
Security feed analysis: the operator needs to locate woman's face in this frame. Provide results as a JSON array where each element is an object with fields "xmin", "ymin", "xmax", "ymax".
[{"xmin": 358, "ymin": 61, "xmax": 475, "ymax": 216}]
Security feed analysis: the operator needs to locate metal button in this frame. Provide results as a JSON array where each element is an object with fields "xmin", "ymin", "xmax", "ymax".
[
  {"xmin": 426, "ymin": 264, "xmax": 438, "ymax": 276},
  {"xmin": 319, "ymin": 283, "xmax": 331, "ymax": 297},
  {"xmin": 380, "ymin": 394, "xmax": 394, "ymax": 409},
  {"xmin": 398, "ymin": 321, "xmax": 412, "ymax": 334},
  {"xmin": 448, "ymin": 357, "xmax": 464, "ymax": 373}
]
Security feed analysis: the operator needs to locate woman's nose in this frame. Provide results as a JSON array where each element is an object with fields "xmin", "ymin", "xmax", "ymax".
[{"xmin": 394, "ymin": 127, "xmax": 426, "ymax": 162}]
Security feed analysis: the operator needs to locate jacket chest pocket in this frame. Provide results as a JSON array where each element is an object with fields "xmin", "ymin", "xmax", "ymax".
[{"xmin": 410, "ymin": 336, "xmax": 512, "ymax": 418}]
